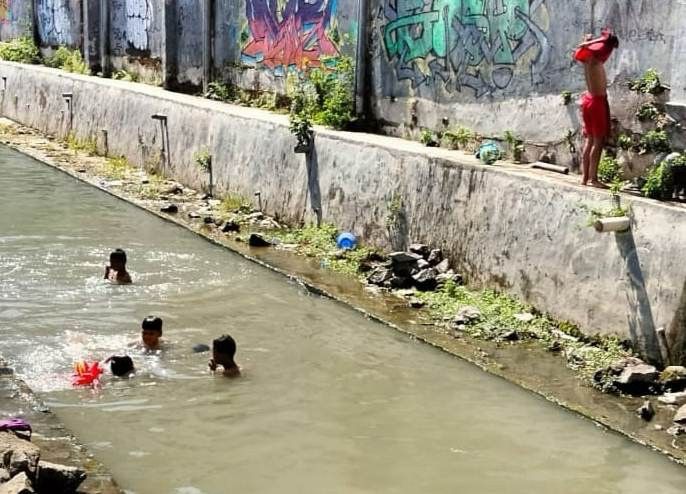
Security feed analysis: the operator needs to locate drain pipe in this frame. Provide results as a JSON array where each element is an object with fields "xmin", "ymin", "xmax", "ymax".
[
  {"xmin": 354, "ymin": 0, "xmax": 369, "ymax": 117},
  {"xmin": 202, "ymin": 0, "xmax": 212, "ymax": 95},
  {"xmin": 62, "ymin": 92, "xmax": 73, "ymax": 134},
  {"xmin": 531, "ymin": 162, "xmax": 569, "ymax": 174},
  {"xmin": 151, "ymin": 113, "xmax": 170, "ymax": 171},
  {"xmin": 99, "ymin": 0, "xmax": 110, "ymax": 77},
  {"xmin": 593, "ymin": 216, "xmax": 630, "ymax": 233}
]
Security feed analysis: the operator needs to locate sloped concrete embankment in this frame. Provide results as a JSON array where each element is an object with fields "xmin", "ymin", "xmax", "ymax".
[{"xmin": 1, "ymin": 61, "xmax": 685, "ymax": 364}]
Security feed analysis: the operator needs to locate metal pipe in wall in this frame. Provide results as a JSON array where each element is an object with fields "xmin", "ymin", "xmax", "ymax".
[
  {"xmin": 354, "ymin": 0, "xmax": 369, "ymax": 117},
  {"xmin": 202, "ymin": 0, "xmax": 212, "ymax": 95}
]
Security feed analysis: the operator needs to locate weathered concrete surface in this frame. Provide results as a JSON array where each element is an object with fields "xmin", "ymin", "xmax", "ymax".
[{"xmin": 1, "ymin": 61, "xmax": 685, "ymax": 364}]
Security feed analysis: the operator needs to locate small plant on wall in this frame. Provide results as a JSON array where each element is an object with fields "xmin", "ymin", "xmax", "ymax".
[
  {"xmin": 288, "ymin": 71, "xmax": 318, "ymax": 153},
  {"xmin": 598, "ymin": 152, "xmax": 621, "ymax": 183},
  {"xmin": 0, "ymin": 37, "xmax": 40, "ymax": 64},
  {"xmin": 420, "ymin": 129, "xmax": 439, "ymax": 147},
  {"xmin": 194, "ymin": 149, "xmax": 213, "ymax": 197},
  {"xmin": 504, "ymin": 130, "xmax": 525, "ymax": 163},
  {"xmin": 628, "ymin": 68, "xmax": 667, "ymax": 95},
  {"xmin": 616, "ymin": 133, "xmax": 633, "ymax": 151},
  {"xmin": 45, "ymin": 46, "xmax": 89, "ymax": 75},
  {"xmin": 443, "ymin": 126, "xmax": 476, "ymax": 151},
  {"xmin": 636, "ymin": 103, "xmax": 659, "ymax": 122},
  {"xmin": 561, "ymin": 90, "xmax": 573, "ymax": 105}
]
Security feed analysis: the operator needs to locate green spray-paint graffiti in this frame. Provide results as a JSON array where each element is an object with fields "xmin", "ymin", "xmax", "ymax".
[{"xmin": 381, "ymin": 0, "xmax": 551, "ymax": 97}]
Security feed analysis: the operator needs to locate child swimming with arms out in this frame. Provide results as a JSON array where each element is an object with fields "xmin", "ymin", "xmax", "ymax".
[
  {"xmin": 208, "ymin": 335, "xmax": 240, "ymax": 378},
  {"xmin": 104, "ymin": 249, "xmax": 132, "ymax": 284}
]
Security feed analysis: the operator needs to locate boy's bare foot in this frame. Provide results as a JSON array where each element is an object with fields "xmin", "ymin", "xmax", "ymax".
[{"xmin": 589, "ymin": 180, "xmax": 609, "ymax": 189}]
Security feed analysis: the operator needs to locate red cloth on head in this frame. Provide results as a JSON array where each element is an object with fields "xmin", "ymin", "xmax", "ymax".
[
  {"xmin": 581, "ymin": 92, "xmax": 610, "ymax": 138},
  {"xmin": 574, "ymin": 30, "xmax": 616, "ymax": 63}
]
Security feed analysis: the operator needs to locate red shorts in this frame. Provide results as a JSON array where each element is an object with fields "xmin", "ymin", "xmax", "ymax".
[{"xmin": 581, "ymin": 92, "xmax": 610, "ymax": 138}]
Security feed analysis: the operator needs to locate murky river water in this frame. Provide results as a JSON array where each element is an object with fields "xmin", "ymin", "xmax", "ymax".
[{"xmin": 1, "ymin": 145, "xmax": 685, "ymax": 493}]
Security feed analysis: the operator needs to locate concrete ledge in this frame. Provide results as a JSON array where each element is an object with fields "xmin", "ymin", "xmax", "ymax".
[{"xmin": 1, "ymin": 61, "xmax": 686, "ymax": 363}]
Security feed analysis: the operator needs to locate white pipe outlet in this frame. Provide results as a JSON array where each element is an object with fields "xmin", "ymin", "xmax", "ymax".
[
  {"xmin": 593, "ymin": 217, "xmax": 630, "ymax": 233},
  {"xmin": 531, "ymin": 162, "xmax": 569, "ymax": 174}
]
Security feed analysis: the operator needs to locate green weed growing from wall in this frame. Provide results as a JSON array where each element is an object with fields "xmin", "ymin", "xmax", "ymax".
[
  {"xmin": 112, "ymin": 69, "xmax": 140, "ymax": 82},
  {"xmin": 597, "ymin": 152, "xmax": 621, "ymax": 183},
  {"xmin": 45, "ymin": 46, "xmax": 89, "ymax": 75},
  {"xmin": 628, "ymin": 68, "xmax": 666, "ymax": 95},
  {"xmin": 0, "ymin": 37, "xmax": 39, "ymax": 64}
]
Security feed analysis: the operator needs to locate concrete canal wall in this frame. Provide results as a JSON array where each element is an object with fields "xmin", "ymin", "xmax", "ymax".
[{"xmin": 1, "ymin": 61, "xmax": 685, "ymax": 364}]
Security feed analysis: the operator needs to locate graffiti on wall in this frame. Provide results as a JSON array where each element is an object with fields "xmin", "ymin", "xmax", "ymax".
[
  {"xmin": 0, "ymin": 0, "xmax": 14, "ymax": 24},
  {"xmin": 380, "ymin": 0, "xmax": 551, "ymax": 97},
  {"xmin": 126, "ymin": 0, "xmax": 153, "ymax": 52},
  {"xmin": 241, "ymin": 0, "xmax": 341, "ymax": 75},
  {"xmin": 36, "ymin": 0, "xmax": 73, "ymax": 45}
]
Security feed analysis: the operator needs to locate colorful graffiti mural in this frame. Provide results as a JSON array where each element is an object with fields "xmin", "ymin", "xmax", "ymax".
[
  {"xmin": 241, "ymin": 0, "xmax": 341, "ymax": 75},
  {"xmin": 0, "ymin": 0, "xmax": 13, "ymax": 24},
  {"xmin": 380, "ymin": 0, "xmax": 551, "ymax": 97}
]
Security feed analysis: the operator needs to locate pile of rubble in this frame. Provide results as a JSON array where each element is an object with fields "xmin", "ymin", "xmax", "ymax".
[
  {"xmin": 365, "ymin": 243, "xmax": 462, "ymax": 293},
  {"xmin": 594, "ymin": 359, "xmax": 686, "ymax": 433},
  {"xmin": 1, "ymin": 431, "xmax": 85, "ymax": 494}
]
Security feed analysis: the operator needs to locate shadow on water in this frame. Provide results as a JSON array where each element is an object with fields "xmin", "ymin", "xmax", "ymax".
[
  {"xmin": 614, "ymin": 230, "xmax": 662, "ymax": 365},
  {"xmin": 305, "ymin": 145, "xmax": 323, "ymax": 226}
]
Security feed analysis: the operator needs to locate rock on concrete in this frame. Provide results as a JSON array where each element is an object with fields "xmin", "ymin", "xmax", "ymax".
[
  {"xmin": 451, "ymin": 306, "xmax": 481, "ymax": 328},
  {"xmin": 389, "ymin": 252, "xmax": 423, "ymax": 264},
  {"xmin": 408, "ymin": 244, "xmax": 430, "ymax": 258},
  {"xmin": 659, "ymin": 391, "xmax": 686, "ymax": 406},
  {"xmin": 367, "ymin": 267, "xmax": 391, "ymax": 286},
  {"xmin": 612, "ymin": 363, "xmax": 660, "ymax": 395},
  {"xmin": 221, "ymin": 220, "xmax": 241, "ymax": 233},
  {"xmin": 427, "ymin": 249, "xmax": 443, "ymax": 266},
  {"xmin": 35, "ymin": 461, "xmax": 86, "ymax": 494},
  {"xmin": 0, "ymin": 472, "xmax": 34, "ymax": 494},
  {"xmin": 636, "ymin": 400, "xmax": 655, "ymax": 421},
  {"xmin": 435, "ymin": 259, "xmax": 450, "ymax": 274},
  {"xmin": 0, "ymin": 432, "xmax": 40, "ymax": 477},
  {"xmin": 248, "ymin": 233, "xmax": 272, "ymax": 247},
  {"xmin": 660, "ymin": 366, "xmax": 686, "ymax": 392},
  {"xmin": 674, "ymin": 404, "xmax": 686, "ymax": 424},
  {"xmin": 412, "ymin": 268, "xmax": 438, "ymax": 291}
]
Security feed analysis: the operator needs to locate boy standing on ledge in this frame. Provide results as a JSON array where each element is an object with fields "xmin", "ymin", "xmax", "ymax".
[{"xmin": 574, "ymin": 29, "xmax": 619, "ymax": 188}]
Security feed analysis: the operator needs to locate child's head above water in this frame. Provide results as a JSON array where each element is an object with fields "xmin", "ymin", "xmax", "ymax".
[
  {"xmin": 109, "ymin": 249, "xmax": 127, "ymax": 269},
  {"xmin": 213, "ymin": 335, "xmax": 236, "ymax": 362},
  {"xmin": 210, "ymin": 335, "xmax": 240, "ymax": 377},
  {"xmin": 141, "ymin": 316, "xmax": 163, "ymax": 349},
  {"xmin": 108, "ymin": 355, "xmax": 134, "ymax": 377}
]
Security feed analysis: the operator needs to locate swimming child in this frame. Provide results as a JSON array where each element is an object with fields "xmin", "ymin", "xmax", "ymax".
[
  {"xmin": 104, "ymin": 249, "xmax": 132, "ymax": 284},
  {"xmin": 106, "ymin": 355, "xmax": 135, "ymax": 377},
  {"xmin": 140, "ymin": 316, "xmax": 164, "ymax": 351},
  {"xmin": 208, "ymin": 335, "xmax": 240, "ymax": 378}
]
